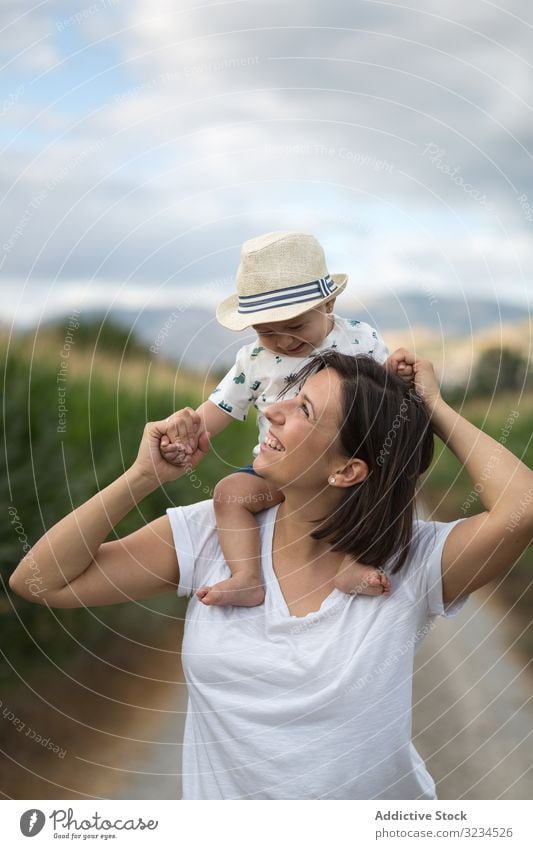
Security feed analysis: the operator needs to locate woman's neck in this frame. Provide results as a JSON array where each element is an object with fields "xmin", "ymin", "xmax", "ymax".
[{"xmin": 274, "ymin": 491, "xmax": 342, "ymax": 563}]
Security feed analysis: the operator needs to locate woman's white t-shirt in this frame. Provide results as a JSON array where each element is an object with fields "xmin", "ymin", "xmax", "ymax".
[{"xmin": 167, "ymin": 500, "xmax": 467, "ymax": 800}]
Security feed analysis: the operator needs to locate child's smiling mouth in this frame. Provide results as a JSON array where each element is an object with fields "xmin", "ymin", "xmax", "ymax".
[{"xmin": 285, "ymin": 341, "xmax": 307, "ymax": 354}]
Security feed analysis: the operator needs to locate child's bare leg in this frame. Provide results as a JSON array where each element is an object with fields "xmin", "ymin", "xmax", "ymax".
[
  {"xmin": 196, "ymin": 472, "xmax": 284, "ymax": 607},
  {"xmin": 334, "ymin": 556, "xmax": 391, "ymax": 597}
]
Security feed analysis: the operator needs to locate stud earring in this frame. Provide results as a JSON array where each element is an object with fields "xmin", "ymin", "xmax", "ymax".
[{"xmin": 329, "ymin": 476, "xmax": 336, "ymax": 485}]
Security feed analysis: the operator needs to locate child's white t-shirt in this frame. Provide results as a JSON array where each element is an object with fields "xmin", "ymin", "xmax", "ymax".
[
  {"xmin": 167, "ymin": 500, "xmax": 467, "ymax": 800},
  {"xmin": 208, "ymin": 315, "xmax": 388, "ymax": 455}
]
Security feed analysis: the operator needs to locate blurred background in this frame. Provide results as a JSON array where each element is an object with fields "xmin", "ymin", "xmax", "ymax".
[{"xmin": 0, "ymin": 0, "xmax": 531, "ymax": 800}]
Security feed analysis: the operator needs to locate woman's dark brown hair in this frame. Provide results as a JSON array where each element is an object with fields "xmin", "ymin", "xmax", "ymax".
[{"xmin": 282, "ymin": 351, "xmax": 434, "ymax": 574}]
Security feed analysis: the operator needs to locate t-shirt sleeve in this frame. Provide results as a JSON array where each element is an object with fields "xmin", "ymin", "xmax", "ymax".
[
  {"xmin": 206, "ymin": 345, "xmax": 254, "ymax": 422},
  {"xmin": 343, "ymin": 319, "xmax": 389, "ymax": 363},
  {"xmin": 406, "ymin": 518, "xmax": 469, "ymax": 618},
  {"xmin": 166, "ymin": 500, "xmax": 223, "ymax": 598},
  {"xmin": 369, "ymin": 326, "xmax": 389, "ymax": 363}
]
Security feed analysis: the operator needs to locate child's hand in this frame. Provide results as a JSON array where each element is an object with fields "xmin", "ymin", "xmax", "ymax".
[
  {"xmin": 385, "ymin": 350, "xmax": 415, "ymax": 384},
  {"xmin": 160, "ymin": 438, "xmax": 190, "ymax": 465},
  {"xmin": 159, "ymin": 408, "xmax": 202, "ymax": 466}
]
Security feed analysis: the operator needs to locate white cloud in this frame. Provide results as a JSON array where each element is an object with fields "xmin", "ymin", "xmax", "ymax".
[
  {"xmin": 0, "ymin": 0, "xmax": 531, "ymax": 316},
  {"xmin": 0, "ymin": 0, "xmax": 61, "ymax": 72}
]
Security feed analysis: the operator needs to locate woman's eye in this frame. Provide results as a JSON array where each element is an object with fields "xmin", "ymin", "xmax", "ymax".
[{"xmin": 300, "ymin": 403, "xmax": 310, "ymax": 418}]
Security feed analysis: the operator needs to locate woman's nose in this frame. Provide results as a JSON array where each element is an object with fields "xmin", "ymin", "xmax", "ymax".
[{"xmin": 264, "ymin": 401, "xmax": 286, "ymax": 423}]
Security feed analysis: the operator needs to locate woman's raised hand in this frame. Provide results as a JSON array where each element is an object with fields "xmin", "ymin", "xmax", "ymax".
[
  {"xmin": 131, "ymin": 413, "xmax": 211, "ymax": 486},
  {"xmin": 387, "ymin": 348, "xmax": 443, "ymax": 414}
]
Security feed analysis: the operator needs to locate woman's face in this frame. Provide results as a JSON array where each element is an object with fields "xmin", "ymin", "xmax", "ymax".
[{"xmin": 253, "ymin": 367, "xmax": 344, "ymax": 488}]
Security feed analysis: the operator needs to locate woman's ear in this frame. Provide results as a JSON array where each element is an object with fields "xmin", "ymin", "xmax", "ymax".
[
  {"xmin": 333, "ymin": 458, "xmax": 369, "ymax": 488},
  {"xmin": 325, "ymin": 298, "xmax": 336, "ymax": 314}
]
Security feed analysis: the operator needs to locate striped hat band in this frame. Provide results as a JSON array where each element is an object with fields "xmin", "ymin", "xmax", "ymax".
[{"xmin": 238, "ymin": 275, "xmax": 337, "ymax": 315}]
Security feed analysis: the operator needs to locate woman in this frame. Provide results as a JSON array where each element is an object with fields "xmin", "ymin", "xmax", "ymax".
[{"xmin": 10, "ymin": 349, "xmax": 533, "ymax": 799}]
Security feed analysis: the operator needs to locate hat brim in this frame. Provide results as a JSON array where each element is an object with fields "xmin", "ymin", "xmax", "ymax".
[{"xmin": 216, "ymin": 273, "xmax": 348, "ymax": 331}]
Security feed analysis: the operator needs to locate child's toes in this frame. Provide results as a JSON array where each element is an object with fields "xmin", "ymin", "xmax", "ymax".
[
  {"xmin": 367, "ymin": 571, "xmax": 384, "ymax": 586},
  {"xmin": 363, "ymin": 583, "xmax": 388, "ymax": 596},
  {"xmin": 365, "ymin": 570, "xmax": 391, "ymax": 595},
  {"xmin": 378, "ymin": 571, "xmax": 391, "ymax": 594}
]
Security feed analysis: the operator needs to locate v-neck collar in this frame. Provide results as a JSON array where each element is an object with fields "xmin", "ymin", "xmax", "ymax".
[{"xmin": 263, "ymin": 504, "xmax": 346, "ymax": 621}]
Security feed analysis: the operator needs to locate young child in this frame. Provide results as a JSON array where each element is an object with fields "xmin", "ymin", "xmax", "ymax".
[{"xmin": 161, "ymin": 231, "xmax": 401, "ymax": 606}]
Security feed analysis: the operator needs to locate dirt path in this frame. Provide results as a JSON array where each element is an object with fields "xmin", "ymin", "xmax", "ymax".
[
  {"xmin": 105, "ymin": 677, "xmax": 187, "ymax": 800},
  {"xmin": 413, "ymin": 588, "xmax": 532, "ymax": 799},
  {"xmin": 1, "ymin": 618, "xmax": 187, "ymax": 800}
]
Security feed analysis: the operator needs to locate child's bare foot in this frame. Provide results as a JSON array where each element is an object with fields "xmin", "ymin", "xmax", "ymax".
[
  {"xmin": 196, "ymin": 570, "xmax": 265, "ymax": 607},
  {"xmin": 334, "ymin": 559, "xmax": 391, "ymax": 597}
]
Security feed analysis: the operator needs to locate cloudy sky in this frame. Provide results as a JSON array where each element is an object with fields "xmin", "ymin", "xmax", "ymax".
[{"xmin": 1, "ymin": 0, "xmax": 532, "ymax": 326}]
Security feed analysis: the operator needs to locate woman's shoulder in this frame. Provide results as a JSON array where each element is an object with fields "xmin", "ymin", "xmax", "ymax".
[
  {"xmin": 398, "ymin": 516, "xmax": 468, "ymax": 617},
  {"xmin": 166, "ymin": 499, "xmax": 278, "ymax": 598},
  {"xmin": 385, "ymin": 517, "xmax": 464, "ymax": 589},
  {"xmin": 403, "ymin": 517, "xmax": 460, "ymax": 565},
  {"xmin": 411, "ymin": 515, "xmax": 465, "ymax": 549},
  {"xmin": 166, "ymin": 498, "xmax": 278, "ymax": 553}
]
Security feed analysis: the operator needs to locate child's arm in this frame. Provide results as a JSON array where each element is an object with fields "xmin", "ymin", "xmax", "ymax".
[
  {"xmin": 160, "ymin": 401, "xmax": 234, "ymax": 464},
  {"xmin": 161, "ymin": 344, "xmax": 257, "ymax": 464},
  {"xmin": 195, "ymin": 400, "xmax": 236, "ymax": 439}
]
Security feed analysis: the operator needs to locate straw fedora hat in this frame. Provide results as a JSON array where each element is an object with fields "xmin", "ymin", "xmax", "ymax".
[{"xmin": 216, "ymin": 231, "xmax": 348, "ymax": 331}]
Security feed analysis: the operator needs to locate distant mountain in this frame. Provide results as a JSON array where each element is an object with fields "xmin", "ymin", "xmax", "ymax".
[
  {"xmin": 108, "ymin": 307, "xmax": 257, "ymax": 373},
  {"xmin": 29, "ymin": 293, "xmax": 530, "ymax": 372},
  {"xmin": 345, "ymin": 293, "xmax": 528, "ymax": 335},
  {"xmin": 36, "ymin": 306, "xmax": 255, "ymax": 373}
]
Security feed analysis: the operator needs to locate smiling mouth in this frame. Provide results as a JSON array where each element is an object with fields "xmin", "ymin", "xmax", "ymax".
[
  {"xmin": 263, "ymin": 431, "xmax": 285, "ymax": 452},
  {"xmin": 286, "ymin": 342, "xmax": 306, "ymax": 353}
]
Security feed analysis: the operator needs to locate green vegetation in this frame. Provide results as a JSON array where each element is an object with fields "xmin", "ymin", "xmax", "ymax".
[
  {"xmin": 470, "ymin": 346, "xmax": 529, "ymax": 396},
  {"xmin": 0, "ymin": 324, "xmax": 257, "ymax": 691},
  {"xmin": 48, "ymin": 315, "xmax": 150, "ymax": 360}
]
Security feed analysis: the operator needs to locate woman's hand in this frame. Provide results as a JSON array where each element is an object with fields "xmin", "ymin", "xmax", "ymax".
[
  {"xmin": 387, "ymin": 348, "xmax": 443, "ymax": 415},
  {"xmin": 131, "ymin": 415, "xmax": 211, "ymax": 486}
]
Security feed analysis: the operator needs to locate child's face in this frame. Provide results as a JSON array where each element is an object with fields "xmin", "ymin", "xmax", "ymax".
[{"xmin": 252, "ymin": 301, "xmax": 335, "ymax": 357}]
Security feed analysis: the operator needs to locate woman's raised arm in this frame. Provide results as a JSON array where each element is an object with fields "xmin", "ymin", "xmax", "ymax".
[
  {"xmin": 9, "ymin": 418, "xmax": 210, "ymax": 608},
  {"xmin": 390, "ymin": 348, "xmax": 533, "ymax": 604}
]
